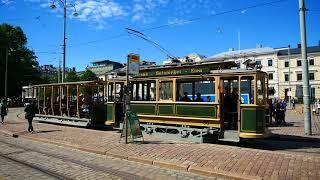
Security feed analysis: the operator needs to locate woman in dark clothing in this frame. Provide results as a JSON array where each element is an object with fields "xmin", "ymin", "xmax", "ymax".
[{"xmin": 24, "ymin": 101, "xmax": 37, "ymax": 133}]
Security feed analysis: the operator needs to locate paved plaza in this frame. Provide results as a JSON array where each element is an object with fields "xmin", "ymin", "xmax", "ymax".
[{"xmin": 0, "ymin": 106, "xmax": 319, "ymax": 179}]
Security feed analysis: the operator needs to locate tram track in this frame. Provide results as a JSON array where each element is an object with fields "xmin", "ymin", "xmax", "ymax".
[
  {"xmin": 0, "ymin": 138, "xmax": 145, "ymax": 180},
  {"xmin": 0, "ymin": 151, "xmax": 68, "ymax": 180}
]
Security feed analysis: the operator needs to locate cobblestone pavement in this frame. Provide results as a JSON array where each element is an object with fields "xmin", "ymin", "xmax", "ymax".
[
  {"xmin": 0, "ymin": 135, "xmax": 218, "ymax": 180},
  {"xmin": 0, "ymin": 155, "xmax": 56, "ymax": 180},
  {"xmin": 1, "ymin": 108, "xmax": 320, "ymax": 179}
]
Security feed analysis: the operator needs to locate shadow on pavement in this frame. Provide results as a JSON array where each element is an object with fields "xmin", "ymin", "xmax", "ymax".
[
  {"xmin": 34, "ymin": 130, "xmax": 62, "ymax": 134},
  {"xmin": 238, "ymin": 134, "xmax": 320, "ymax": 153}
]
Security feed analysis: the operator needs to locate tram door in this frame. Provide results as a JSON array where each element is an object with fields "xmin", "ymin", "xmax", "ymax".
[
  {"xmin": 114, "ymin": 82, "xmax": 125, "ymax": 126},
  {"xmin": 219, "ymin": 77, "xmax": 240, "ymax": 141}
]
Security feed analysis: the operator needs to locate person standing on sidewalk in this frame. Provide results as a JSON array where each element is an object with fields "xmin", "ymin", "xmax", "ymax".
[
  {"xmin": 24, "ymin": 100, "xmax": 36, "ymax": 133},
  {"xmin": 0, "ymin": 98, "xmax": 8, "ymax": 124}
]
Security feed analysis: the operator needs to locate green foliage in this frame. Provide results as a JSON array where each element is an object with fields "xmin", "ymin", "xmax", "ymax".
[
  {"xmin": 49, "ymin": 74, "xmax": 59, "ymax": 84},
  {"xmin": 0, "ymin": 23, "xmax": 42, "ymax": 97},
  {"xmin": 65, "ymin": 71, "xmax": 79, "ymax": 82},
  {"xmin": 80, "ymin": 69, "xmax": 98, "ymax": 81}
]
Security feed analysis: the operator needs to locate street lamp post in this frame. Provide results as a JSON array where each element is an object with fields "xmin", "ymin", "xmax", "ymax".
[
  {"xmin": 4, "ymin": 48, "xmax": 8, "ymax": 97},
  {"xmin": 50, "ymin": 0, "xmax": 78, "ymax": 83}
]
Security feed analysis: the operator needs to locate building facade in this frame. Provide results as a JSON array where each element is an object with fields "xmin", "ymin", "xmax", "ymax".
[
  {"xmin": 87, "ymin": 60, "xmax": 124, "ymax": 80},
  {"xmin": 206, "ymin": 47, "xmax": 279, "ymax": 98},
  {"xmin": 277, "ymin": 45, "xmax": 320, "ymax": 102}
]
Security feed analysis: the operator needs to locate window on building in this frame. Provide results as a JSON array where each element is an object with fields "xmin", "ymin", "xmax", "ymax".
[
  {"xmin": 268, "ymin": 73, "xmax": 273, "ymax": 80},
  {"xmin": 309, "ymin": 59, "xmax": 314, "ymax": 66},
  {"xmin": 285, "ymin": 74, "xmax": 289, "ymax": 82},
  {"xmin": 310, "ymin": 73, "xmax": 315, "ymax": 80},
  {"xmin": 297, "ymin": 60, "xmax": 302, "ymax": 66},
  {"xmin": 256, "ymin": 60, "xmax": 261, "ymax": 65},
  {"xmin": 268, "ymin": 59, "xmax": 273, "ymax": 66},
  {"xmin": 285, "ymin": 61, "xmax": 289, "ymax": 67},
  {"xmin": 236, "ymin": 63, "xmax": 241, "ymax": 69},
  {"xmin": 297, "ymin": 73, "xmax": 302, "ymax": 81},
  {"xmin": 268, "ymin": 87, "xmax": 275, "ymax": 96}
]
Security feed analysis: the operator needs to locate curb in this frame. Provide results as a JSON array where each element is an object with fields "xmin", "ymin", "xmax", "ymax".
[
  {"xmin": 153, "ymin": 160, "xmax": 189, "ymax": 171},
  {"xmin": 105, "ymin": 152, "xmax": 128, "ymax": 160},
  {"xmin": 0, "ymin": 131, "xmax": 262, "ymax": 180},
  {"xmin": 128, "ymin": 156, "xmax": 153, "ymax": 165}
]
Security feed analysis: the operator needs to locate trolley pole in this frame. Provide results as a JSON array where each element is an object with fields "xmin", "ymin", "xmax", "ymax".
[
  {"xmin": 299, "ymin": 0, "xmax": 312, "ymax": 135},
  {"xmin": 288, "ymin": 45, "xmax": 291, "ymax": 108},
  {"xmin": 125, "ymin": 55, "xmax": 130, "ymax": 144}
]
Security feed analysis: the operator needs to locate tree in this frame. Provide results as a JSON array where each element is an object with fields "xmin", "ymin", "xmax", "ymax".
[
  {"xmin": 0, "ymin": 23, "xmax": 42, "ymax": 97},
  {"xmin": 80, "ymin": 70, "xmax": 98, "ymax": 81},
  {"xmin": 65, "ymin": 71, "xmax": 80, "ymax": 82}
]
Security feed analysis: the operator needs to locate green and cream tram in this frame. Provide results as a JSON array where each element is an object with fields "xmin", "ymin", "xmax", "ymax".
[
  {"xmin": 30, "ymin": 81, "xmax": 107, "ymax": 127},
  {"xmin": 106, "ymin": 61, "xmax": 271, "ymax": 142},
  {"xmin": 27, "ymin": 60, "xmax": 270, "ymax": 142}
]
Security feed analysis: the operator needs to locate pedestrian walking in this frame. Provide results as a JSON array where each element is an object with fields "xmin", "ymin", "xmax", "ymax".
[
  {"xmin": 274, "ymin": 100, "xmax": 285, "ymax": 126},
  {"xmin": 0, "ymin": 98, "xmax": 8, "ymax": 124},
  {"xmin": 24, "ymin": 100, "xmax": 36, "ymax": 133},
  {"xmin": 292, "ymin": 98, "xmax": 295, "ymax": 109}
]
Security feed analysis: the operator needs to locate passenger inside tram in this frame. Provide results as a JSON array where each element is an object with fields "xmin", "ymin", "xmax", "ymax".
[
  {"xmin": 45, "ymin": 97, "xmax": 51, "ymax": 115},
  {"xmin": 53, "ymin": 96, "xmax": 60, "ymax": 115},
  {"xmin": 61, "ymin": 95, "xmax": 67, "ymax": 116},
  {"xmin": 230, "ymin": 88, "xmax": 239, "ymax": 130},
  {"xmin": 195, "ymin": 93, "xmax": 203, "ymax": 102},
  {"xmin": 206, "ymin": 96, "xmax": 211, "ymax": 102},
  {"xmin": 80, "ymin": 96, "xmax": 90, "ymax": 118},
  {"xmin": 180, "ymin": 92, "xmax": 191, "ymax": 102}
]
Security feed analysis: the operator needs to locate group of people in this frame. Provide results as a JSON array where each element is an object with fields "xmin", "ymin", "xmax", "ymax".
[
  {"xmin": 0, "ymin": 97, "xmax": 36, "ymax": 133},
  {"xmin": 179, "ymin": 92, "xmax": 211, "ymax": 102},
  {"xmin": 312, "ymin": 99, "xmax": 320, "ymax": 115},
  {"xmin": 268, "ymin": 98, "xmax": 287, "ymax": 126}
]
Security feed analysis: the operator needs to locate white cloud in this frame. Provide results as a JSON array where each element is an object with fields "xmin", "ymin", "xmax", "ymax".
[
  {"xmin": 131, "ymin": 0, "xmax": 169, "ymax": 23},
  {"xmin": 167, "ymin": 18, "xmax": 191, "ymax": 26},
  {"xmin": 24, "ymin": 0, "xmax": 224, "ymax": 28},
  {"xmin": 1, "ymin": 0, "xmax": 13, "ymax": 5},
  {"xmin": 25, "ymin": 0, "xmax": 127, "ymax": 29}
]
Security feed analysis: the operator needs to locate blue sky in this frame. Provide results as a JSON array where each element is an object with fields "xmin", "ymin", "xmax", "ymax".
[{"xmin": 1, "ymin": 0, "xmax": 319, "ymax": 71}]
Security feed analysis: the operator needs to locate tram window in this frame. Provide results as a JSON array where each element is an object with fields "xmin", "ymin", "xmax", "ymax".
[
  {"xmin": 115, "ymin": 83, "xmax": 124, "ymax": 101},
  {"xmin": 257, "ymin": 78, "xmax": 266, "ymax": 105},
  {"xmin": 240, "ymin": 77, "xmax": 254, "ymax": 104},
  {"xmin": 132, "ymin": 81, "xmax": 156, "ymax": 101},
  {"xmin": 107, "ymin": 83, "xmax": 114, "ymax": 101},
  {"xmin": 159, "ymin": 81, "xmax": 173, "ymax": 101},
  {"xmin": 257, "ymin": 80, "xmax": 263, "ymax": 104},
  {"xmin": 195, "ymin": 81, "xmax": 215, "ymax": 102},
  {"xmin": 177, "ymin": 82, "xmax": 193, "ymax": 101},
  {"xmin": 177, "ymin": 79, "xmax": 215, "ymax": 102}
]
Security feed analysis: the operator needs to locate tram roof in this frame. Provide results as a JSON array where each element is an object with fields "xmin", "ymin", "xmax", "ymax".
[
  {"xmin": 139, "ymin": 58, "xmax": 235, "ymax": 71},
  {"xmin": 209, "ymin": 68, "xmax": 267, "ymax": 75},
  {"xmin": 30, "ymin": 80, "xmax": 105, "ymax": 87}
]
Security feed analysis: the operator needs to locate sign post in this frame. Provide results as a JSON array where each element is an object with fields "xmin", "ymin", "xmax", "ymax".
[{"xmin": 124, "ymin": 54, "xmax": 140, "ymax": 144}]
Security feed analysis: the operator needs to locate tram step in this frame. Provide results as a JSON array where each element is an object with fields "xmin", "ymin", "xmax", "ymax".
[
  {"xmin": 219, "ymin": 130, "xmax": 240, "ymax": 142},
  {"xmin": 34, "ymin": 117, "xmax": 90, "ymax": 127}
]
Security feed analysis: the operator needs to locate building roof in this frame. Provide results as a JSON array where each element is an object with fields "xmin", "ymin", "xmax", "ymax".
[
  {"xmin": 206, "ymin": 47, "xmax": 276, "ymax": 61},
  {"xmin": 277, "ymin": 45, "xmax": 320, "ymax": 56},
  {"xmin": 91, "ymin": 60, "xmax": 122, "ymax": 66}
]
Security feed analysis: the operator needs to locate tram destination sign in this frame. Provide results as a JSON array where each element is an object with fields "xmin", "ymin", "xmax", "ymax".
[{"xmin": 135, "ymin": 67, "xmax": 210, "ymax": 77}]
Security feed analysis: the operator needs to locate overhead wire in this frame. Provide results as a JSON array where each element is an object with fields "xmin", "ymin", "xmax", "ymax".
[{"xmin": 68, "ymin": 0, "xmax": 289, "ymax": 48}]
